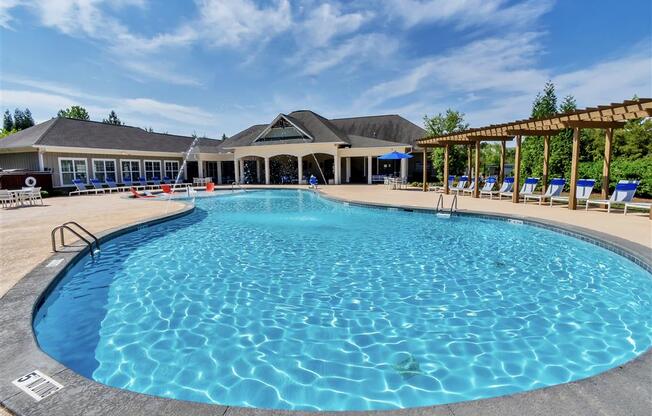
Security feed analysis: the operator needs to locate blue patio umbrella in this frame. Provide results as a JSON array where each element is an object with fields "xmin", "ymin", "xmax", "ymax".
[
  {"xmin": 378, "ymin": 151, "xmax": 413, "ymax": 177},
  {"xmin": 378, "ymin": 151, "xmax": 413, "ymax": 160}
]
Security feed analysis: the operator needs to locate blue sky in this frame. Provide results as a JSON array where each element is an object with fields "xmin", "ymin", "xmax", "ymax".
[{"xmin": 1, "ymin": 0, "xmax": 650, "ymax": 138}]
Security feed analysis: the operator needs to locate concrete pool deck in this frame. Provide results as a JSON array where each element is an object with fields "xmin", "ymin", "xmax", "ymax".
[{"xmin": 0, "ymin": 185, "xmax": 650, "ymax": 416}]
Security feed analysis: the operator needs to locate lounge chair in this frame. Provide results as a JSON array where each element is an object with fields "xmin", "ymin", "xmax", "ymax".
[
  {"xmin": 69, "ymin": 179, "xmax": 95, "ymax": 196},
  {"xmin": 0, "ymin": 189, "xmax": 16, "ymax": 208},
  {"xmin": 499, "ymin": 177, "xmax": 538, "ymax": 200},
  {"xmin": 461, "ymin": 179, "xmax": 476, "ymax": 195},
  {"xmin": 481, "ymin": 177, "xmax": 513, "ymax": 199},
  {"xmin": 105, "ymin": 178, "xmax": 126, "ymax": 192},
  {"xmin": 586, "ymin": 180, "xmax": 639, "ymax": 213},
  {"xmin": 624, "ymin": 202, "xmax": 651, "ymax": 215},
  {"xmin": 449, "ymin": 176, "xmax": 468, "ymax": 194},
  {"xmin": 151, "ymin": 177, "xmax": 162, "ymax": 188},
  {"xmin": 138, "ymin": 177, "xmax": 152, "ymax": 190},
  {"xmin": 550, "ymin": 179, "xmax": 595, "ymax": 207},
  {"xmin": 431, "ymin": 175, "xmax": 455, "ymax": 192},
  {"xmin": 524, "ymin": 178, "xmax": 565, "ymax": 205},
  {"xmin": 90, "ymin": 179, "xmax": 107, "ymax": 194},
  {"xmin": 162, "ymin": 176, "xmax": 171, "ymax": 184}
]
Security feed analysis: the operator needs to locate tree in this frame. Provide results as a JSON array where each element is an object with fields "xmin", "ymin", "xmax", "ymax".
[
  {"xmin": 221, "ymin": 133, "xmax": 228, "ymax": 141},
  {"xmin": 102, "ymin": 110, "xmax": 123, "ymax": 125},
  {"xmin": 57, "ymin": 105, "xmax": 90, "ymax": 120},
  {"xmin": 423, "ymin": 109, "xmax": 470, "ymax": 181},
  {"xmin": 22, "ymin": 108, "xmax": 34, "ymax": 129},
  {"xmin": 3, "ymin": 110, "xmax": 13, "ymax": 131},
  {"xmin": 13, "ymin": 109, "xmax": 24, "ymax": 130}
]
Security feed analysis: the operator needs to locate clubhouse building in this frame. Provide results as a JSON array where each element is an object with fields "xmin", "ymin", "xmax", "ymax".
[{"xmin": 0, "ymin": 110, "xmax": 429, "ymax": 188}]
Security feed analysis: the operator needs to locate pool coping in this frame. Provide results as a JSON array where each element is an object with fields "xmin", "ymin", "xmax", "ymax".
[{"xmin": 0, "ymin": 190, "xmax": 649, "ymax": 416}]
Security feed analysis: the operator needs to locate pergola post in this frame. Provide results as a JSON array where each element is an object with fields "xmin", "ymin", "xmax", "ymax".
[
  {"xmin": 569, "ymin": 127, "xmax": 581, "ymax": 210},
  {"xmin": 542, "ymin": 135, "xmax": 550, "ymax": 194},
  {"xmin": 422, "ymin": 148, "xmax": 428, "ymax": 192},
  {"xmin": 512, "ymin": 135, "xmax": 522, "ymax": 203},
  {"xmin": 602, "ymin": 128, "xmax": 613, "ymax": 199},
  {"xmin": 467, "ymin": 145, "xmax": 472, "ymax": 178},
  {"xmin": 443, "ymin": 144, "xmax": 450, "ymax": 194},
  {"xmin": 473, "ymin": 140, "xmax": 480, "ymax": 198},
  {"xmin": 499, "ymin": 140, "xmax": 506, "ymax": 184}
]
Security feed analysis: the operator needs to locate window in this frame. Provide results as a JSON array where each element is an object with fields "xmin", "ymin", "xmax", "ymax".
[
  {"xmin": 144, "ymin": 160, "xmax": 162, "ymax": 180},
  {"xmin": 59, "ymin": 158, "xmax": 88, "ymax": 185},
  {"xmin": 120, "ymin": 159, "xmax": 140, "ymax": 182},
  {"xmin": 164, "ymin": 160, "xmax": 180, "ymax": 180},
  {"xmin": 254, "ymin": 117, "xmax": 311, "ymax": 143},
  {"xmin": 92, "ymin": 159, "xmax": 116, "ymax": 182}
]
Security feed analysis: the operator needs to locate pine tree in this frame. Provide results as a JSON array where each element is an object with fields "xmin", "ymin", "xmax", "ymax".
[
  {"xmin": 531, "ymin": 81, "xmax": 557, "ymax": 119},
  {"xmin": 221, "ymin": 133, "xmax": 227, "ymax": 140},
  {"xmin": 3, "ymin": 110, "xmax": 13, "ymax": 131},
  {"xmin": 102, "ymin": 110, "xmax": 123, "ymax": 125},
  {"xmin": 23, "ymin": 108, "xmax": 34, "ymax": 128},
  {"xmin": 13, "ymin": 109, "xmax": 25, "ymax": 130}
]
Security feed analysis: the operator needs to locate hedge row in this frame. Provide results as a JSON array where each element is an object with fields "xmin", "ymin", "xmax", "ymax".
[{"xmin": 578, "ymin": 157, "xmax": 652, "ymax": 198}]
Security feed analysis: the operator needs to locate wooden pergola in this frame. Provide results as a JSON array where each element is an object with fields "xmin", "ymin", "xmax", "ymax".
[{"xmin": 418, "ymin": 99, "xmax": 652, "ymax": 213}]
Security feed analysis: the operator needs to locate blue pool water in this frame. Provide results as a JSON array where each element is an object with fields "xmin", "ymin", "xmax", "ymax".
[{"xmin": 34, "ymin": 190, "xmax": 652, "ymax": 411}]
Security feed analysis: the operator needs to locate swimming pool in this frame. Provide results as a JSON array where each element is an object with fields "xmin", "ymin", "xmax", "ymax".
[{"xmin": 34, "ymin": 190, "xmax": 651, "ymax": 411}]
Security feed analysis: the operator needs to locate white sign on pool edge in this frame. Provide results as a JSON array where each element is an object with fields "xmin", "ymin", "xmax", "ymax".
[{"xmin": 12, "ymin": 370, "xmax": 63, "ymax": 401}]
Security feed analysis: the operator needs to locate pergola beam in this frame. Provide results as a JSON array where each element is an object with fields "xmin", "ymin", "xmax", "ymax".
[
  {"xmin": 506, "ymin": 129, "xmax": 562, "ymax": 136},
  {"xmin": 562, "ymin": 120, "xmax": 626, "ymax": 129}
]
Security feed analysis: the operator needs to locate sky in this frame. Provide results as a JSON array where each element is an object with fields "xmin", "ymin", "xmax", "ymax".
[{"xmin": 0, "ymin": 0, "xmax": 650, "ymax": 139}]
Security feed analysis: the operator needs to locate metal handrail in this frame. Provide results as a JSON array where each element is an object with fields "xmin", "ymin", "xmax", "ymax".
[
  {"xmin": 61, "ymin": 221, "xmax": 100, "ymax": 250},
  {"xmin": 51, "ymin": 225, "xmax": 97, "ymax": 258},
  {"xmin": 449, "ymin": 194, "xmax": 458, "ymax": 214},
  {"xmin": 231, "ymin": 181, "xmax": 246, "ymax": 192},
  {"xmin": 435, "ymin": 194, "xmax": 444, "ymax": 212}
]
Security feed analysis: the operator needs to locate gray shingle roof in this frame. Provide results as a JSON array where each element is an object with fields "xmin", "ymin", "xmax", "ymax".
[
  {"xmin": 0, "ymin": 117, "xmax": 224, "ymax": 153},
  {"xmin": 346, "ymin": 135, "xmax": 411, "ymax": 148},
  {"xmin": 330, "ymin": 114, "xmax": 426, "ymax": 146}
]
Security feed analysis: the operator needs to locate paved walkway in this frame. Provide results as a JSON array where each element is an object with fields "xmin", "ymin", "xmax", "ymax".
[{"xmin": 0, "ymin": 194, "xmax": 186, "ymax": 298}]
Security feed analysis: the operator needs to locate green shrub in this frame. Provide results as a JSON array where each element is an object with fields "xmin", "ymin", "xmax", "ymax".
[{"xmin": 578, "ymin": 157, "xmax": 652, "ymax": 198}]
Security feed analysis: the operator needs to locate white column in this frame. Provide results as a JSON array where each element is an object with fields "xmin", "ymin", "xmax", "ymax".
[
  {"xmin": 367, "ymin": 156, "xmax": 373, "ymax": 184},
  {"xmin": 256, "ymin": 159, "xmax": 262, "ymax": 183},
  {"xmin": 400, "ymin": 158, "xmax": 408, "ymax": 181},
  {"xmin": 239, "ymin": 159, "xmax": 245, "ymax": 182},
  {"xmin": 37, "ymin": 149, "xmax": 45, "ymax": 171},
  {"xmin": 264, "ymin": 157, "xmax": 271, "ymax": 185},
  {"xmin": 183, "ymin": 160, "xmax": 188, "ymax": 182},
  {"xmin": 217, "ymin": 161, "xmax": 223, "ymax": 184},
  {"xmin": 345, "ymin": 157, "xmax": 351, "ymax": 183},
  {"xmin": 334, "ymin": 155, "xmax": 341, "ymax": 185},
  {"xmin": 297, "ymin": 155, "xmax": 303, "ymax": 184},
  {"xmin": 198, "ymin": 159, "xmax": 204, "ymax": 178},
  {"xmin": 234, "ymin": 158, "xmax": 240, "ymax": 183}
]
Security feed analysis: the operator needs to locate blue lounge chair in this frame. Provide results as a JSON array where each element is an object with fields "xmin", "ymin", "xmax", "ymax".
[
  {"xmin": 151, "ymin": 176, "xmax": 162, "ymax": 188},
  {"xmin": 449, "ymin": 176, "xmax": 468, "ymax": 194},
  {"xmin": 586, "ymin": 180, "xmax": 640, "ymax": 213},
  {"xmin": 481, "ymin": 177, "xmax": 512, "ymax": 199},
  {"xmin": 432, "ymin": 175, "xmax": 455, "ymax": 192},
  {"xmin": 461, "ymin": 178, "xmax": 478, "ymax": 195},
  {"xmin": 499, "ymin": 177, "xmax": 538, "ymax": 200},
  {"xmin": 105, "ymin": 178, "xmax": 126, "ymax": 192},
  {"xmin": 524, "ymin": 178, "xmax": 565, "ymax": 205},
  {"xmin": 550, "ymin": 179, "xmax": 595, "ymax": 207},
  {"xmin": 123, "ymin": 176, "xmax": 144, "ymax": 191},
  {"xmin": 90, "ymin": 178, "xmax": 107, "ymax": 194},
  {"xmin": 624, "ymin": 202, "xmax": 651, "ymax": 215},
  {"xmin": 138, "ymin": 176, "xmax": 152, "ymax": 190},
  {"xmin": 69, "ymin": 179, "xmax": 97, "ymax": 196},
  {"xmin": 162, "ymin": 176, "xmax": 171, "ymax": 184}
]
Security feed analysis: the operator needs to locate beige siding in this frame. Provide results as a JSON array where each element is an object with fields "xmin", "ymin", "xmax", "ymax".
[
  {"xmin": 0, "ymin": 152, "xmax": 39, "ymax": 170},
  {"xmin": 42, "ymin": 151, "xmax": 184, "ymax": 187}
]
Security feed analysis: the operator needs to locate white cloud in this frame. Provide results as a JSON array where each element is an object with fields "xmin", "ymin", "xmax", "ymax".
[
  {"xmin": 385, "ymin": 0, "xmax": 554, "ymax": 29},
  {"xmin": 356, "ymin": 32, "xmax": 546, "ymax": 109},
  {"xmin": 297, "ymin": 3, "xmax": 370, "ymax": 48},
  {"xmin": 0, "ymin": 0, "xmax": 23, "ymax": 29},
  {"xmin": 301, "ymin": 33, "xmax": 398, "ymax": 76},
  {"xmin": 194, "ymin": 0, "xmax": 292, "ymax": 47}
]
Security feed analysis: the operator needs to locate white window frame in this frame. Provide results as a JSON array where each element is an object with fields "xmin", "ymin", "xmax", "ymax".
[
  {"xmin": 143, "ymin": 159, "xmax": 162, "ymax": 180},
  {"xmin": 91, "ymin": 158, "xmax": 117, "ymax": 182},
  {"xmin": 120, "ymin": 159, "xmax": 141, "ymax": 182},
  {"xmin": 58, "ymin": 157, "xmax": 88, "ymax": 186},
  {"xmin": 163, "ymin": 160, "xmax": 180, "ymax": 180}
]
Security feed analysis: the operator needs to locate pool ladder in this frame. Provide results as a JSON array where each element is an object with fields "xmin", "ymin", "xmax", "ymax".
[
  {"xmin": 231, "ymin": 181, "xmax": 247, "ymax": 192},
  {"xmin": 435, "ymin": 193, "xmax": 457, "ymax": 218},
  {"xmin": 51, "ymin": 221, "xmax": 100, "ymax": 258}
]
